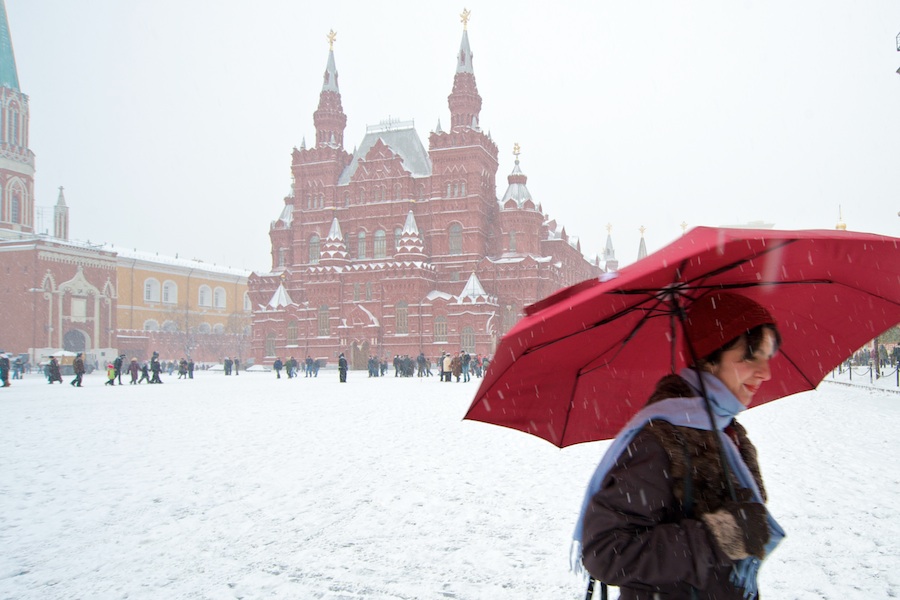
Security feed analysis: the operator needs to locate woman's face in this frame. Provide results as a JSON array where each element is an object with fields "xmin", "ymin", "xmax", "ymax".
[{"xmin": 710, "ymin": 328, "xmax": 777, "ymax": 406}]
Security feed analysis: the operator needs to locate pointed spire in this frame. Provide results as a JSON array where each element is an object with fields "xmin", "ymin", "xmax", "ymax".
[
  {"xmin": 53, "ymin": 186, "xmax": 69, "ymax": 241},
  {"xmin": 0, "ymin": 0, "xmax": 20, "ymax": 91},
  {"xmin": 320, "ymin": 216, "xmax": 350, "ymax": 266},
  {"xmin": 434, "ymin": 119, "xmax": 443, "ymax": 134},
  {"xmin": 300, "ymin": 137, "xmax": 306, "ymax": 150},
  {"xmin": 448, "ymin": 11, "xmax": 482, "ymax": 131},
  {"xmin": 327, "ymin": 216, "xmax": 343, "ymax": 240},
  {"xmin": 314, "ymin": 30, "xmax": 347, "ymax": 148},
  {"xmin": 637, "ymin": 226, "xmax": 648, "ymax": 261},
  {"xmin": 395, "ymin": 210, "xmax": 426, "ymax": 260},
  {"xmin": 322, "ymin": 30, "xmax": 340, "ymax": 93},
  {"xmin": 603, "ymin": 223, "xmax": 619, "ymax": 272}
]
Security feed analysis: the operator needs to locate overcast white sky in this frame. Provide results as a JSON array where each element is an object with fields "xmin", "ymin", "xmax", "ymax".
[{"xmin": 7, "ymin": 1, "xmax": 900, "ymax": 272}]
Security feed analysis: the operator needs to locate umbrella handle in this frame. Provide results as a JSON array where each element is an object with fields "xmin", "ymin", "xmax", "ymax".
[{"xmin": 584, "ymin": 579, "xmax": 607, "ymax": 600}]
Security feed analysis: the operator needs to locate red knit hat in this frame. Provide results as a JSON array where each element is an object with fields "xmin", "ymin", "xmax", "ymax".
[{"xmin": 683, "ymin": 292, "xmax": 776, "ymax": 360}]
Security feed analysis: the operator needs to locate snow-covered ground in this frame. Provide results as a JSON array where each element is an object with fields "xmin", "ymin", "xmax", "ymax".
[{"xmin": 1, "ymin": 368, "xmax": 898, "ymax": 599}]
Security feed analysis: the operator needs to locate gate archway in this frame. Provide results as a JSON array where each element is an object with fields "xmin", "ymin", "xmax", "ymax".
[{"xmin": 63, "ymin": 329, "xmax": 88, "ymax": 354}]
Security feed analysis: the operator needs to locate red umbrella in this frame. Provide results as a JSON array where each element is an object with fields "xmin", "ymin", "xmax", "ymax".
[{"xmin": 465, "ymin": 227, "xmax": 900, "ymax": 447}]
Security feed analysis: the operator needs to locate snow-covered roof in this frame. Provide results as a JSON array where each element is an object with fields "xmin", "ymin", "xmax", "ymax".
[
  {"xmin": 103, "ymin": 244, "xmax": 251, "ymax": 278},
  {"xmin": 337, "ymin": 121, "xmax": 432, "ymax": 185},
  {"xmin": 267, "ymin": 283, "xmax": 294, "ymax": 309}
]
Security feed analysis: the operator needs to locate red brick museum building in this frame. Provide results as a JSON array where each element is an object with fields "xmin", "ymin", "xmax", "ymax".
[{"xmin": 248, "ymin": 23, "xmax": 609, "ymax": 369}]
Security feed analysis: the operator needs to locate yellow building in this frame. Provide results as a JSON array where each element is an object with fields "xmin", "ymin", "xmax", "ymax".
[{"xmin": 109, "ymin": 245, "xmax": 252, "ymax": 364}]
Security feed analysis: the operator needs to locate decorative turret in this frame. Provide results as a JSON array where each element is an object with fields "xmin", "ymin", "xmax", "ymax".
[
  {"xmin": 637, "ymin": 226, "xmax": 648, "ymax": 261},
  {"xmin": 602, "ymin": 223, "xmax": 618, "ymax": 272},
  {"xmin": 313, "ymin": 30, "xmax": 347, "ymax": 149},
  {"xmin": 447, "ymin": 9, "xmax": 482, "ymax": 131},
  {"xmin": 499, "ymin": 143, "xmax": 534, "ymax": 209},
  {"xmin": 53, "ymin": 186, "xmax": 68, "ymax": 240},
  {"xmin": 395, "ymin": 209, "xmax": 427, "ymax": 260},
  {"xmin": 319, "ymin": 216, "xmax": 350, "ymax": 266}
]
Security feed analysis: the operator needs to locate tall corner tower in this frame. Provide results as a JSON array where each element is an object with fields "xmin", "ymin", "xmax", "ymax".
[
  {"xmin": 313, "ymin": 30, "xmax": 347, "ymax": 149},
  {"xmin": 0, "ymin": 0, "xmax": 34, "ymax": 236}
]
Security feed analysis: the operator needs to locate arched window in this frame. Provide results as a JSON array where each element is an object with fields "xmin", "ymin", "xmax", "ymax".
[
  {"xmin": 446, "ymin": 182, "xmax": 452, "ymax": 197},
  {"xmin": 357, "ymin": 232, "xmax": 367, "ymax": 259},
  {"xmin": 143, "ymin": 319, "xmax": 160, "ymax": 332},
  {"xmin": 394, "ymin": 184, "xmax": 403, "ymax": 200},
  {"xmin": 277, "ymin": 248, "xmax": 287, "ymax": 268},
  {"xmin": 374, "ymin": 229, "xmax": 386, "ymax": 258},
  {"xmin": 344, "ymin": 192, "xmax": 350, "ymax": 207},
  {"xmin": 309, "ymin": 235, "xmax": 320, "ymax": 264},
  {"xmin": 10, "ymin": 192, "xmax": 19, "ymax": 223},
  {"xmin": 359, "ymin": 189, "xmax": 365, "ymax": 204},
  {"xmin": 198, "ymin": 322, "xmax": 212, "ymax": 334},
  {"xmin": 460, "ymin": 181, "xmax": 466, "ymax": 196},
  {"xmin": 162, "ymin": 280, "xmax": 177, "ymax": 304},
  {"xmin": 365, "ymin": 282, "xmax": 373, "ymax": 301},
  {"xmin": 461, "ymin": 326, "xmax": 476, "ymax": 353},
  {"xmin": 213, "ymin": 323, "xmax": 225, "ymax": 334},
  {"xmin": 265, "ymin": 332, "xmax": 276, "ymax": 356},
  {"xmin": 162, "ymin": 320, "xmax": 178, "ymax": 333},
  {"xmin": 448, "ymin": 224, "xmax": 463, "ymax": 255},
  {"xmin": 396, "ymin": 301, "xmax": 408, "ymax": 335},
  {"xmin": 287, "ymin": 321, "xmax": 298, "ymax": 345},
  {"xmin": 198, "ymin": 285, "xmax": 212, "ymax": 307},
  {"xmin": 318, "ymin": 305, "xmax": 330, "ymax": 336},
  {"xmin": 434, "ymin": 316, "xmax": 447, "ymax": 343},
  {"xmin": 214, "ymin": 287, "xmax": 226, "ymax": 309},
  {"xmin": 353, "ymin": 283, "xmax": 360, "ymax": 302},
  {"xmin": 394, "ymin": 227, "xmax": 403, "ymax": 250},
  {"xmin": 144, "ymin": 278, "xmax": 161, "ymax": 303},
  {"xmin": 243, "ymin": 292, "xmax": 252, "ymax": 311},
  {"xmin": 509, "ymin": 231, "xmax": 517, "ymax": 253}
]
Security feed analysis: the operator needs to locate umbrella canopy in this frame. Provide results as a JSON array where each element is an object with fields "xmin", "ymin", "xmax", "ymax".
[{"xmin": 466, "ymin": 227, "xmax": 900, "ymax": 447}]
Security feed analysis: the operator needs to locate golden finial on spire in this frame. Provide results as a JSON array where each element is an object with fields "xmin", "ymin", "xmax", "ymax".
[
  {"xmin": 639, "ymin": 226, "xmax": 646, "ymax": 237},
  {"xmin": 327, "ymin": 29, "xmax": 337, "ymax": 50},
  {"xmin": 513, "ymin": 142, "xmax": 520, "ymax": 159},
  {"xmin": 606, "ymin": 223, "xmax": 612, "ymax": 234},
  {"xmin": 836, "ymin": 205, "xmax": 847, "ymax": 230},
  {"xmin": 460, "ymin": 8, "xmax": 471, "ymax": 30},
  {"xmin": 680, "ymin": 221, "xmax": 688, "ymax": 235}
]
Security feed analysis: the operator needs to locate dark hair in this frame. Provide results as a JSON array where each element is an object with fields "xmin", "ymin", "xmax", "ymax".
[{"xmin": 694, "ymin": 324, "xmax": 782, "ymax": 369}]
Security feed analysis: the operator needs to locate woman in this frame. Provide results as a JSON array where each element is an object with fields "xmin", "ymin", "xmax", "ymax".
[{"xmin": 576, "ymin": 292, "xmax": 785, "ymax": 600}]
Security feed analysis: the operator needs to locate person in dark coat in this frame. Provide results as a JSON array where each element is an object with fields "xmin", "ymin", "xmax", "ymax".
[
  {"xmin": 138, "ymin": 362, "xmax": 150, "ymax": 384},
  {"xmin": 128, "ymin": 358, "xmax": 140, "ymax": 384},
  {"xmin": 577, "ymin": 293, "xmax": 785, "ymax": 600},
  {"xmin": 187, "ymin": 358, "xmax": 194, "ymax": 379},
  {"xmin": 150, "ymin": 354, "xmax": 163, "ymax": 384},
  {"xmin": 273, "ymin": 358, "xmax": 283, "ymax": 379},
  {"xmin": 114, "ymin": 354, "xmax": 125, "ymax": 385},
  {"xmin": 338, "ymin": 353, "xmax": 348, "ymax": 383},
  {"xmin": 234, "ymin": 358, "xmax": 240, "ymax": 375},
  {"xmin": 0, "ymin": 353, "xmax": 10, "ymax": 387},
  {"xmin": 47, "ymin": 356, "xmax": 63, "ymax": 383},
  {"xmin": 70, "ymin": 352, "xmax": 86, "ymax": 387}
]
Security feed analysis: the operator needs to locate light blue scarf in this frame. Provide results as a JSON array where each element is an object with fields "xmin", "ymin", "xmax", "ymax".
[{"xmin": 572, "ymin": 369, "xmax": 785, "ymax": 599}]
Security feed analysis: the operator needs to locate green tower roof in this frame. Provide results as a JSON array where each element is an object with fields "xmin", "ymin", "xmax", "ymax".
[{"xmin": 0, "ymin": 0, "xmax": 20, "ymax": 91}]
